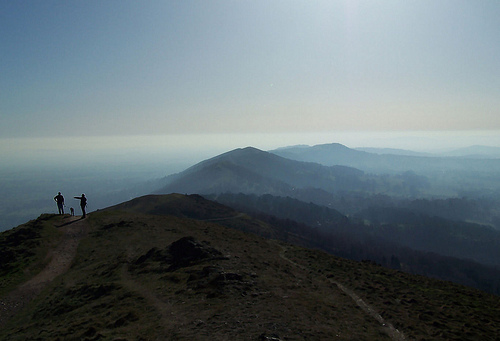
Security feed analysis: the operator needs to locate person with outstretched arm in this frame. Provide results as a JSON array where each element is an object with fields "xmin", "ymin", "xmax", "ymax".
[
  {"xmin": 54, "ymin": 192, "xmax": 65, "ymax": 214},
  {"xmin": 74, "ymin": 194, "xmax": 87, "ymax": 218}
]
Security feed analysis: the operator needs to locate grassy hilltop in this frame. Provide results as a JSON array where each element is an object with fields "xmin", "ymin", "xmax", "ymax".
[{"xmin": 1, "ymin": 194, "xmax": 499, "ymax": 340}]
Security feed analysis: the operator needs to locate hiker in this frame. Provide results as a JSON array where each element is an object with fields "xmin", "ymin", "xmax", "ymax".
[
  {"xmin": 74, "ymin": 194, "xmax": 87, "ymax": 218},
  {"xmin": 54, "ymin": 192, "xmax": 65, "ymax": 215}
]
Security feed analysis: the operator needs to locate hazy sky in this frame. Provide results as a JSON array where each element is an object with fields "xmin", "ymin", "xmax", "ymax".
[{"xmin": 1, "ymin": 0, "xmax": 500, "ymax": 140}]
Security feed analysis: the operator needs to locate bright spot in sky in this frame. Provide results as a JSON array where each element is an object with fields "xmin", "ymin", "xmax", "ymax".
[{"xmin": 0, "ymin": 1, "xmax": 499, "ymax": 141}]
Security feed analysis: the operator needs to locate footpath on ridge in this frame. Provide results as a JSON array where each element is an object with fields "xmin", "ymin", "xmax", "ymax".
[
  {"xmin": 0, "ymin": 215, "xmax": 89, "ymax": 327},
  {"xmin": 276, "ymin": 243, "xmax": 407, "ymax": 341}
]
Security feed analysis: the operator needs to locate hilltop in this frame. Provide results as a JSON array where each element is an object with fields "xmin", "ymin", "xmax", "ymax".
[
  {"xmin": 152, "ymin": 147, "xmax": 500, "ymax": 294},
  {"xmin": 270, "ymin": 143, "xmax": 500, "ymax": 174},
  {"xmin": 1, "ymin": 194, "xmax": 500, "ymax": 340},
  {"xmin": 157, "ymin": 146, "xmax": 371, "ymax": 198}
]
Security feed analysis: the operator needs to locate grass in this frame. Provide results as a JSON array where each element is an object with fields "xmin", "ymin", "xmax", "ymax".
[
  {"xmin": 0, "ymin": 214, "xmax": 62, "ymax": 296},
  {"xmin": 1, "ymin": 194, "xmax": 500, "ymax": 340},
  {"xmin": 1, "ymin": 209, "xmax": 386, "ymax": 340},
  {"xmin": 286, "ymin": 247, "xmax": 500, "ymax": 340}
]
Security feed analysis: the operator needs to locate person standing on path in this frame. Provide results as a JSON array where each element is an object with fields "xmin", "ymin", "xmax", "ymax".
[
  {"xmin": 54, "ymin": 192, "xmax": 65, "ymax": 215},
  {"xmin": 74, "ymin": 194, "xmax": 87, "ymax": 218}
]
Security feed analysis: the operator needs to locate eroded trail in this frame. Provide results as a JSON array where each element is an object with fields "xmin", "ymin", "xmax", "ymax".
[
  {"xmin": 0, "ymin": 216, "xmax": 89, "ymax": 327},
  {"xmin": 119, "ymin": 264, "xmax": 178, "ymax": 340},
  {"xmin": 277, "ymin": 243, "xmax": 406, "ymax": 341}
]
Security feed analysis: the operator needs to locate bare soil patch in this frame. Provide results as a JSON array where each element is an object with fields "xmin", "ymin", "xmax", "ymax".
[{"xmin": 0, "ymin": 216, "xmax": 89, "ymax": 326}]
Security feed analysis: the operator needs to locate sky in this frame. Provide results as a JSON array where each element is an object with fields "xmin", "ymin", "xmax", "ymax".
[{"xmin": 1, "ymin": 1, "xmax": 500, "ymax": 150}]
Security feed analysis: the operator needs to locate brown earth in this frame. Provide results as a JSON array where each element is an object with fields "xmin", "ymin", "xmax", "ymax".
[
  {"xmin": 0, "ymin": 215, "xmax": 88, "ymax": 327},
  {"xmin": 0, "ymin": 214, "xmax": 398, "ymax": 340},
  {"xmin": 1, "ymin": 194, "xmax": 499, "ymax": 340}
]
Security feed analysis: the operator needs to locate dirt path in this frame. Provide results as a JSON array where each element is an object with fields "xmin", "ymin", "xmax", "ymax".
[
  {"xmin": 118, "ymin": 248, "xmax": 193, "ymax": 340},
  {"xmin": 199, "ymin": 214, "xmax": 407, "ymax": 340},
  {"xmin": 0, "ymin": 216, "xmax": 89, "ymax": 327},
  {"xmin": 119, "ymin": 264, "xmax": 176, "ymax": 339},
  {"xmin": 276, "ymin": 243, "xmax": 406, "ymax": 341}
]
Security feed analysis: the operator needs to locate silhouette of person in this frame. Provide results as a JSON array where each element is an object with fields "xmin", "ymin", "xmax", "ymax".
[
  {"xmin": 54, "ymin": 192, "xmax": 65, "ymax": 215},
  {"xmin": 74, "ymin": 194, "xmax": 87, "ymax": 218}
]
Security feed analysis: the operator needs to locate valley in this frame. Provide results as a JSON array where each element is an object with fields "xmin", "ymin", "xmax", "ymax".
[
  {"xmin": 1, "ymin": 194, "xmax": 499, "ymax": 340},
  {"xmin": 2, "ymin": 142, "xmax": 500, "ymax": 339}
]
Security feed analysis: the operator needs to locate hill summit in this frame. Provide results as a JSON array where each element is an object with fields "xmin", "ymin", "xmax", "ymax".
[
  {"xmin": 156, "ymin": 147, "xmax": 365, "ymax": 198},
  {"xmin": 1, "ymin": 194, "xmax": 499, "ymax": 340}
]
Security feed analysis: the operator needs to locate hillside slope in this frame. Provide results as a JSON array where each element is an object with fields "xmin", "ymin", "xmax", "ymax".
[
  {"xmin": 270, "ymin": 143, "xmax": 500, "ymax": 174},
  {"xmin": 158, "ymin": 147, "xmax": 366, "ymax": 194},
  {"xmin": 0, "ymin": 194, "xmax": 499, "ymax": 340},
  {"xmin": 155, "ymin": 147, "xmax": 392, "ymax": 204}
]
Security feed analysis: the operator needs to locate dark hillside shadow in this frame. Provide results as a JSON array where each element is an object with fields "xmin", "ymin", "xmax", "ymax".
[{"xmin": 56, "ymin": 216, "xmax": 83, "ymax": 227}]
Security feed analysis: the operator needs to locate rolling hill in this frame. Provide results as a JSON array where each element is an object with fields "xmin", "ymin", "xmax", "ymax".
[
  {"xmin": 156, "ymin": 146, "xmax": 387, "ymax": 200},
  {"xmin": 270, "ymin": 143, "xmax": 500, "ymax": 177},
  {"xmin": 157, "ymin": 145, "xmax": 500, "ymax": 202},
  {"xmin": 151, "ymin": 147, "xmax": 500, "ymax": 292},
  {"xmin": 1, "ymin": 194, "xmax": 499, "ymax": 340}
]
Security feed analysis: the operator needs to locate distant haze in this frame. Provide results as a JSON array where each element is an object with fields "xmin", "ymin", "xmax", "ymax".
[
  {"xmin": 1, "ymin": 130, "xmax": 500, "ymax": 231},
  {"xmin": 1, "ymin": 1, "xmax": 499, "ymax": 139},
  {"xmin": 2, "ymin": 130, "xmax": 500, "ymax": 170}
]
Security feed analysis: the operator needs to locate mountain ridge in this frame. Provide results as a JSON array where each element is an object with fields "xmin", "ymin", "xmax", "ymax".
[
  {"xmin": 270, "ymin": 142, "xmax": 500, "ymax": 175},
  {"xmin": 1, "ymin": 194, "xmax": 500, "ymax": 340},
  {"xmin": 157, "ymin": 147, "xmax": 367, "ymax": 198},
  {"xmin": 151, "ymin": 147, "xmax": 500, "ymax": 293}
]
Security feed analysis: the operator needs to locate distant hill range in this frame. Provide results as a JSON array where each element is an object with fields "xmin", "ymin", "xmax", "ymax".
[
  {"xmin": 356, "ymin": 145, "xmax": 500, "ymax": 158},
  {"xmin": 438, "ymin": 145, "xmax": 500, "ymax": 158},
  {"xmin": 157, "ymin": 146, "xmax": 367, "ymax": 198},
  {"xmin": 270, "ymin": 143, "xmax": 500, "ymax": 175},
  {"xmin": 154, "ymin": 146, "xmax": 500, "ymax": 296},
  {"xmin": 156, "ymin": 144, "xmax": 500, "ymax": 216},
  {"xmin": 1, "ymin": 194, "xmax": 499, "ymax": 340},
  {"xmin": 355, "ymin": 147, "xmax": 433, "ymax": 157},
  {"xmin": 156, "ymin": 146, "xmax": 446, "ymax": 200}
]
